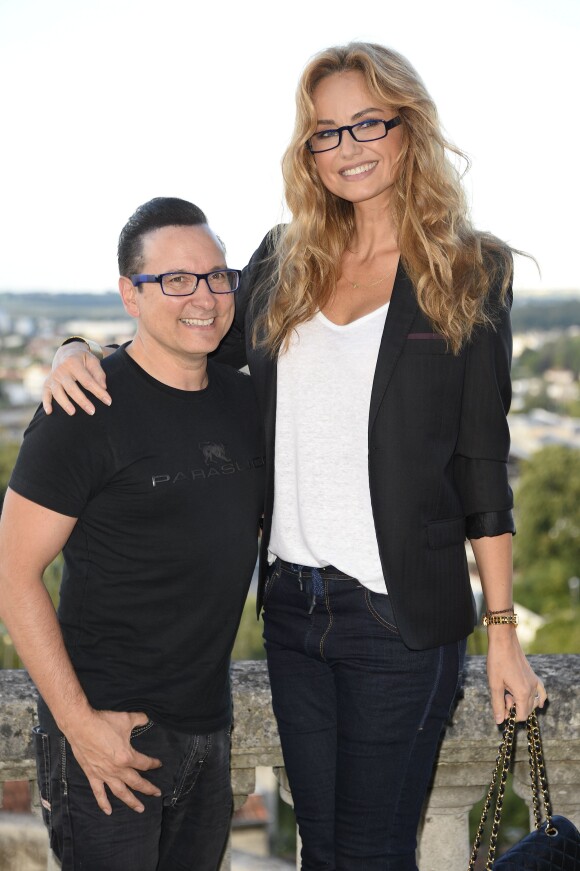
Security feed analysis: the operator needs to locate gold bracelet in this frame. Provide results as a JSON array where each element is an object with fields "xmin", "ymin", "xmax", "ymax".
[
  {"xmin": 60, "ymin": 336, "xmax": 104, "ymax": 361},
  {"xmin": 482, "ymin": 612, "xmax": 519, "ymax": 626}
]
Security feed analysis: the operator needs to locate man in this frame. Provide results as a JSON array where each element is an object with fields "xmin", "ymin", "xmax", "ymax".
[{"xmin": 0, "ymin": 197, "xmax": 265, "ymax": 870}]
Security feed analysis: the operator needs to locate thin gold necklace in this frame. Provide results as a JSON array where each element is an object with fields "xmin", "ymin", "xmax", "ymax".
[{"xmin": 343, "ymin": 267, "xmax": 394, "ymax": 290}]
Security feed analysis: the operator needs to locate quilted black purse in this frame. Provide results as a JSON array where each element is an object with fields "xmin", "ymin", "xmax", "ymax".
[{"xmin": 468, "ymin": 707, "xmax": 580, "ymax": 869}]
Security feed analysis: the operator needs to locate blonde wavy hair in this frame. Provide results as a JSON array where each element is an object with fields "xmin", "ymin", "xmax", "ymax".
[{"xmin": 253, "ymin": 42, "xmax": 516, "ymax": 355}]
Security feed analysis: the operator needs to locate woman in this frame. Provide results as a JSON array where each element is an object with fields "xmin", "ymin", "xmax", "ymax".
[{"xmin": 45, "ymin": 42, "xmax": 546, "ymax": 871}]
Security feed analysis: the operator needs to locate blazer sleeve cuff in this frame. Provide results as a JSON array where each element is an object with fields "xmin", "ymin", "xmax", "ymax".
[{"xmin": 466, "ymin": 509, "xmax": 516, "ymax": 539}]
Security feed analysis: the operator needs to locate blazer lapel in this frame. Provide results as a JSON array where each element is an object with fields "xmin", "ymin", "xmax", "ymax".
[{"xmin": 369, "ymin": 260, "xmax": 418, "ymax": 433}]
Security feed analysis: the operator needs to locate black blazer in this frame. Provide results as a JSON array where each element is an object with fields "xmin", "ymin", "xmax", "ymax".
[{"xmin": 217, "ymin": 230, "xmax": 515, "ymax": 650}]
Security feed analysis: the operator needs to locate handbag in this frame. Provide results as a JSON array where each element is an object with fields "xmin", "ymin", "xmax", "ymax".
[{"xmin": 468, "ymin": 707, "xmax": 580, "ymax": 870}]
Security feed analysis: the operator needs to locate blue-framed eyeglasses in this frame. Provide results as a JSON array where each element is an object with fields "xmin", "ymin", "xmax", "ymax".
[
  {"xmin": 307, "ymin": 116, "xmax": 401, "ymax": 153},
  {"xmin": 131, "ymin": 270, "xmax": 242, "ymax": 296}
]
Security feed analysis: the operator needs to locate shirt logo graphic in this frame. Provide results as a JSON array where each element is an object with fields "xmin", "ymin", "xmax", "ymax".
[{"xmin": 199, "ymin": 442, "xmax": 231, "ymax": 465}]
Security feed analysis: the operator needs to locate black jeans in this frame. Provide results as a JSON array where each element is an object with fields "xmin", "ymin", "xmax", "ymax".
[
  {"xmin": 34, "ymin": 697, "xmax": 232, "ymax": 871},
  {"xmin": 263, "ymin": 560, "xmax": 466, "ymax": 871}
]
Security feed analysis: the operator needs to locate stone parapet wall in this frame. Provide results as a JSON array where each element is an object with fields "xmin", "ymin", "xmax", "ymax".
[{"xmin": 1, "ymin": 655, "xmax": 579, "ymax": 870}]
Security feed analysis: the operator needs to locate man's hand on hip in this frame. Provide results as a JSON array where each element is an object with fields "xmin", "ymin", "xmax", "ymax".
[{"xmin": 66, "ymin": 709, "xmax": 162, "ymax": 815}]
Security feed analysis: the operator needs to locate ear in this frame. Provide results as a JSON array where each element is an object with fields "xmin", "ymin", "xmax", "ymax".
[{"xmin": 119, "ymin": 276, "xmax": 140, "ymax": 319}]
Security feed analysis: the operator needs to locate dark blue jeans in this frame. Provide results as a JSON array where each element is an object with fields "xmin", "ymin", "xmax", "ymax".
[
  {"xmin": 263, "ymin": 561, "xmax": 466, "ymax": 871},
  {"xmin": 34, "ymin": 697, "xmax": 232, "ymax": 871}
]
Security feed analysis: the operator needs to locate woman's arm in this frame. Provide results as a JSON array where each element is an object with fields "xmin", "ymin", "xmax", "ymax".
[
  {"xmin": 470, "ymin": 534, "xmax": 547, "ymax": 724},
  {"xmin": 42, "ymin": 340, "xmax": 113, "ymax": 416},
  {"xmin": 454, "ymin": 267, "xmax": 547, "ymax": 722}
]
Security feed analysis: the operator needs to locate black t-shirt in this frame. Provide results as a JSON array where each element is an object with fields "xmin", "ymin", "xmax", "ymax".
[{"xmin": 10, "ymin": 348, "xmax": 265, "ymax": 733}]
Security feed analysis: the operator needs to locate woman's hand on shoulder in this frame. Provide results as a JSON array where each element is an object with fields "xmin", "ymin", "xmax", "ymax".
[
  {"xmin": 486, "ymin": 627, "xmax": 548, "ymax": 724},
  {"xmin": 42, "ymin": 342, "xmax": 111, "ymax": 417}
]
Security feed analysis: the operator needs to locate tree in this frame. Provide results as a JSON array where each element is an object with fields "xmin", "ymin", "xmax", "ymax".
[
  {"xmin": 527, "ymin": 612, "xmax": 580, "ymax": 654},
  {"xmin": 513, "ymin": 445, "xmax": 580, "ymax": 614},
  {"xmin": 231, "ymin": 594, "xmax": 266, "ymax": 661},
  {"xmin": 0, "ymin": 439, "xmax": 21, "ymax": 513}
]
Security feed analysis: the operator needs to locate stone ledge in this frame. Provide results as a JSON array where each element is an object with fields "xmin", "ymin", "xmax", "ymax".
[
  {"xmin": 0, "ymin": 656, "xmax": 578, "ymax": 871},
  {"xmin": 1, "ymin": 655, "xmax": 579, "ymax": 772}
]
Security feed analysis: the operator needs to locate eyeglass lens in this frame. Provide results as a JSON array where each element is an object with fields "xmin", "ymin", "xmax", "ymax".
[
  {"xmin": 161, "ymin": 271, "xmax": 239, "ymax": 295},
  {"xmin": 309, "ymin": 119, "xmax": 395, "ymax": 153}
]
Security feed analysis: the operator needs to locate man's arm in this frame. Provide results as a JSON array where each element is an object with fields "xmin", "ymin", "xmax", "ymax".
[{"xmin": 0, "ymin": 489, "xmax": 162, "ymax": 814}]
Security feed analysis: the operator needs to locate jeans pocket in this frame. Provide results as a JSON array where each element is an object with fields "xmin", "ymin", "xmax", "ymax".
[
  {"xmin": 32, "ymin": 725, "xmax": 52, "ymax": 831},
  {"xmin": 130, "ymin": 719, "xmax": 156, "ymax": 740},
  {"xmin": 364, "ymin": 589, "xmax": 400, "ymax": 633}
]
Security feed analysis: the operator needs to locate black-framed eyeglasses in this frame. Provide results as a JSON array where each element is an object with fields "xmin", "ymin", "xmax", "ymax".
[
  {"xmin": 131, "ymin": 270, "xmax": 242, "ymax": 296},
  {"xmin": 306, "ymin": 116, "xmax": 401, "ymax": 153}
]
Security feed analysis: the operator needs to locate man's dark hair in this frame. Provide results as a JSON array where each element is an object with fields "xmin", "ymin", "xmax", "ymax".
[{"xmin": 118, "ymin": 197, "xmax": 208, "ymax": 277}]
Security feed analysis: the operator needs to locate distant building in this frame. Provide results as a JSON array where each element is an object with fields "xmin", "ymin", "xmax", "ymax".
[
  {"xmin": 509, "ymin": 410, "xmax": 580, "ymax": 460},
  {"xmin": 62, "ymin": 319, "xmax": 133, "ymax": 346}
]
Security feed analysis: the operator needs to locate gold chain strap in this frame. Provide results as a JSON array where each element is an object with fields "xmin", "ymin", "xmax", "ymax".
[
  {"xmin": 527, "ymin": 713, "xmax": 557, "ymax": 836},
  {"xmin": 468, "ymin": 708, "xmax": 554, "ymax": 870}
]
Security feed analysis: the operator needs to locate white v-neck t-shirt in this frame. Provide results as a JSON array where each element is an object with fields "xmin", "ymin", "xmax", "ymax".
[{"xmin": 269, "ymin": 302, "xmax": 389, "ymax": 593}]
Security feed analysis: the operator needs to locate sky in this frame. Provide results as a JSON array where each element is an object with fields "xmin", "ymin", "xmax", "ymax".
[{"xmin": 0, "ymin": 0, "xmax": 578, "ymax": 295}]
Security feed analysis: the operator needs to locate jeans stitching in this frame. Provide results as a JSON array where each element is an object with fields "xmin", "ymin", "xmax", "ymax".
[
  {"xmin": 33, "ymin": 728, "xmax": 52, "ymax": 825},
  {"xmin": 41, "ymin": 732, "xmax": 51, "ymax": 811},
  {"xmin": 417, "ymin": 644, "xmax": 444, "ymax": 731},
  {"xmin": 59, "ymin": 735, "xmax": 68, "ymax": 796},
  {"xmin": 319, "ymin": 580, "xmax": 333, "ymax": 660},
  {"xmin": 364, "ymin": 588, "xmax": 399, "ymax": 632},
  {"xmin": 58, "ymin": 734, "xmax": 76, "ymax": 867},
  {"xmin": 172, "ymin": 734, "xmax": 200, "ymax": 804},
  {"xmin": 381, "ymin": 712, "xmax": 423, "ymax": 858},
  {"xmin": 172, "ymin": 733, "xmax": 213, "ymax": 804},
  {"xmin": 262, "ymin": 562, "xmax": 281, "ymax": 607},
  {"xmin": 130, "ymin": 720, "xmax": 155, "ymax": 739}
]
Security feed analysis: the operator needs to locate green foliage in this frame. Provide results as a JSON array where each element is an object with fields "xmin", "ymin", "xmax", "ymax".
[
  {"xmin": 514, "ymin": 445, "xmax": 580, "ymax": 583},
  {"xmin": 527, "ymin": 610, "xmax": 580, "ymax": 654},
  {"xmin": 514, "ymin": 559, "xmax": 575, "ymax": 614},
  {"xmin": 563, "ymin": 397, "xmax": 580, "ymax": 417},
  {"xmin": 42, "ymin": 554, "xmax": 64, "ymax": 609},
  {"xmin": 512, "ymin": 446, "xmax": 580, "ymax": 653},
  {"xmin": 512, "ymin": 335, "xmax": 580, "ymax": 380},
  {"xmin": 469, "ymin": 775, "xmax": 529, "ymax": 856},
  {"xmin": 511, "ymin": 298, "xmax": 580, "ymax": 332},
  {"xmin": 515, "ymin": 388, "xmax": 561, "ymax": 415},
  {"xmin": 231, "ymin": 594, "xmax": 266, "ymax": 661},
  {"xmin": 467, "ymin": 626, "xmax": 489, "ymax": 656},
  {"xmin": 0, "ymin": 439, "xmax": 21, "ymax": 512},
  {"xmin": 270, "ymin": 794, "xmax": 297, "ymax": 860},
  {"xmin": 0, "ymin": 291, "xmax": 126, "ymax": 322},
  {"xmin": 0, "ymin": 628, "xmax": 22, "ymax": 669}
]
